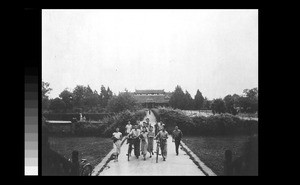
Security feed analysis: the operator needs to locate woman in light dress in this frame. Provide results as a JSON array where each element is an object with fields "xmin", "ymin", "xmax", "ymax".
[
  {"xmin": 140, "ymin": 126, "xmax": 148, "ymax": 160},
  {"xmin": 147, "ymin": 126, "xmax": 155, "ymax": 158},
  {"xmin": 112, "ymin": 127, "xmax": 122, "ymax": 162}
]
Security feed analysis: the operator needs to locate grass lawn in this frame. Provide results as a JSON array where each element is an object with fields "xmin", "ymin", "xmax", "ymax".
[
  {"xmin": 182, "ymin": 135, "xmax": 253, "ymax": 176},
  {"xmin": 49, "ymin": 136, "xmax": 113, "ymax": 168}
]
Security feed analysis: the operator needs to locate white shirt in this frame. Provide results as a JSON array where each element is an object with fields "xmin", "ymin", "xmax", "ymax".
[
  {"xmin": 130, "ymin": 129, "xmax": 141, "ymax": 138},
  {"xmin": 157, "ymin": 122, "xmax": 163, "ymax": 130},
  {"xmin": 113, "ymin": 132, "xmax": 122, "ymax": 140},
  {"xmin": 125, "ymin": 124, "xmax": 132, "ymax": 134},
  {"xmin": 139, "ymin": 122, "xmax": 143, "ymax": 127}
]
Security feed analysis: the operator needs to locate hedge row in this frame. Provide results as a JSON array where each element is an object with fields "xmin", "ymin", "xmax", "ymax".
[
  {"xmin": 151, "ymin": 108, "xmax": 160, "ymax": 122},
  {"xmin": 48, "ymin": 109, "xmax": 147, "ymax": 137},
  {"xmin": 43, "ymin": 113, "xmax": 110, "ymax": 121},
  {"xmin": 152, "ymin": 107, "xmax": 258, "ymax": 136},
  {"xmin": 46, "ymin": 107, "xmax": 257, "ymax": 137},
  {"xmin": 191, "ymin": 114, "xmax": 258, "ymax": 136},
  {"xmin": 73, "ymin": 122, "xmax": 108, "ymax": 136},
  {"xmin": 102, "ymin": 109, "xmax": 147, "ymax": 137}
]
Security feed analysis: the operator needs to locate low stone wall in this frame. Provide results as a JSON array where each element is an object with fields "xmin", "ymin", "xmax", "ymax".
[{"xmin": 46, "ymin": 121, "xmax": 74, "ymax": 134}]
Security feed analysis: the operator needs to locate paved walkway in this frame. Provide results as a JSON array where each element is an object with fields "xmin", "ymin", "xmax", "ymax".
[{"xmin": 97, "ymin": 110, "xmax": 205, "ymax": 176}]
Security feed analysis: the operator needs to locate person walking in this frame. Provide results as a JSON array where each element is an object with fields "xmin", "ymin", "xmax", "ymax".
[
  {"xmin": 139, "ymin": 120, "xmax": 144, "ymax": 130},
  {"xmin": 140, "ymin": 126, "xmax": 148, "ymax": 160},
  {"xmin": 125, "ymin": 121, "xmax": 132, "ymax": 144},
  {"xmin": 145, "ymin": 118, "xmax": 150, "ymax": 130},
  {"xmin": 155, "ymin": 125, "xmax": 168, "ymax": 161},
  {"xmin": 154, "ymin": 121, "xmax": 159, "ymax": 136},
  {"xmin": 112, "ymin": 128, "xmax": 122, "ymax": 162},
  {"xmin": 147, "ymin": 126, "xmax": 155, "ymax": 158},
  {"xmin": 140, "ymin": 122, "xmax": 147, "ymax": 152},
  {"xmin": 126, "ymin": 132, "xmax": 134, "ymax": 157},
  {"xmin": 172, "ymin": 126, "xmax": 183, "ymax": 156},
  {"xmin": 125, "ymin": 121, "xmax": 132, "ymax": 135},
  {"xmin": 129, "ymin": 125, "xmax": 141, "ymax": 158},
  {"xmin": 154, "ymin": 121, "xmax": 164, "ymax": 154},
  {"xmin": 143, "ymin": 121, "xmax": 149, "ymax": 131},
  {"xmin": 158, "ymin": 121, "xmax": 164, "ymax": 132}
]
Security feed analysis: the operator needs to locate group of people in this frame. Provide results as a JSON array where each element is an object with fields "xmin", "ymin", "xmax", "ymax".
[{"xmin": 111, "ymin": 118, "xmax": 183, "ymax": 162}]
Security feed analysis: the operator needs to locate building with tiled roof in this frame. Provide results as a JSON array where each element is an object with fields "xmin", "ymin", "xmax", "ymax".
[{"xmin": 133, "ymin": 89, "xmax": 172, "ymax": 108}]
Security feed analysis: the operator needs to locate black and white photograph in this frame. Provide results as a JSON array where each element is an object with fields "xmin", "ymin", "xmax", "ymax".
[{"xmin": 41, "ymin": 9, "xmax": 258, "ymax": 176}]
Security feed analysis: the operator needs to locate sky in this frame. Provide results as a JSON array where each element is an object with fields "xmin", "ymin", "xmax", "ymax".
[{"xmin": 42, "ymin": 9, "xmax": 258, "ymax": 99}]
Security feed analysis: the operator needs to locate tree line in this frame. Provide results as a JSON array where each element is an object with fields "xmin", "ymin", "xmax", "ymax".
[
  {"xmin": 43, "ymin": 82, "xmax": 112, "ymax": 113},
  {"xmin": 169, "ymin": 85, "xmax": 258, "ymax": 115},
  {"xmin": 43, "ymin": 81, "xmax": 258, "ymax": 115}
]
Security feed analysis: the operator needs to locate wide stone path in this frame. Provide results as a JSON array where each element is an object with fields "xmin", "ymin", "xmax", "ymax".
[{"xmin": 97, "ymin": 110, "xmax": 205, "ymax": 176}]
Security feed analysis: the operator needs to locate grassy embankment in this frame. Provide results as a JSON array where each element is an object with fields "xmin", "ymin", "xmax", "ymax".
[{"xmin": 49, "ymin": 136, "xmax": 113, "ymax": 168}]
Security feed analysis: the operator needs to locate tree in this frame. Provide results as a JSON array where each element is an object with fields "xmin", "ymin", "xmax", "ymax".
[
  {"xmin": 107, "ymin": 92, "xmax": 137, "ymax": 113},
  {"xmin": 83, "ymin": 85, "xmax": 98, "ymax": 110},
  {"xmin": 73, "ymin": 85, "xmax": 101, "ymax": 112},
  {"xmin": 99, "ymin": 85, "xmax": 109, "ymax": 107},
  {"xmin": 232, "ymin": 94, "xmax": 240, "ymax": 104},
  {"xmin": 203, "ymin": 97, "xmax": 211, "ymax": 109},
  {"xmin": 184, "ymin": 90, "xmax": 194, "ymax": 110},
  {"xmin": 232, "ymin": 94, "xmax": 240, "ymax": 113},
  {"xmin": 42, "ymin": 81, "xmax": 52, "ymax": 110},
  {"xmin": 244, "ymin": 88, "xmax": 258, "ymax": 100},
  {"xmin": 211, "ymin": 98, "xmax": 226, "ymax": 114},
  {"xmin": 59, "ymin": 89, "xmax": 74, "ymax": 112},
  {"xmin": 169, "ymin": 85, "xmax": 186, "ymax": 110},
  {"xmin": 194, "ymin": 89, "xmax": 204, "ymax": 110},
  {"xmin": 223, "ymin": 95, "xmax": 237, "ymax": 115},
  {"xmin": 49, "ymin": 98, "xmax": 66, "ymax": 113},
  {"xmin": 42, "ymin": 81, "xmax": 52, "ymax": 99},
  {"xmin": 246, "ymin": 88, "xmax": 258, "ymax": 113},
  {"xmin": 72, "ymin": 85, "xmax": 85, "ymax": 108},
  {"xmin": 99, "ymin": 85, "xmax": 113, "ymax": 108},
  {"xmin": 239, "ymin": 88, "xmax": 258, "ymax": 113},
  {"xmin": 107, "ymin": 87, "xmax": 113, "ymax": 100}
]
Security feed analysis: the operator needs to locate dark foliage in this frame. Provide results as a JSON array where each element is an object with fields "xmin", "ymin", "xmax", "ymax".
[
  {"xmin": 152, "ymin": 108, "xmax": 258, "ymax": 136},
  {"xmin": 43, "ymin": 113, "xmax": 110, "ymax": 121}
]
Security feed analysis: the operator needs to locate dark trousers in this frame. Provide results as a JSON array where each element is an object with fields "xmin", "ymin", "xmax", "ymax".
[
  {"xmin": 175, "ymin": 139, "xmax": 181, "ymax": 155},
  {"xmin": 160, "ymin": 139, "xmax": 167, "ymax": 158},
  {"xmin": 133, "ymin": 138, "xmax": 140, "ymax": 157},
  {"xmin": 128, "ymin": 139, "xmax": 134, "ymax": 154}
]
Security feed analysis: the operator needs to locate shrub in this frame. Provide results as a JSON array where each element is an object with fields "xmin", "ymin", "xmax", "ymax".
[
  {"xmin": 154, "ymin": 107, "xmax": 195, "ymax": 135},
  {"xmin": 193, "ymin": 113, "xmax": 258, "ymax": 136},
  {"xmin": 102, "ymin": 109, "xmax": 147, "ymax": 137},
  {"xmin": 151, "ymin": 108, "xmax": 160, "ymax": 122},
  {"xmin": 130, "ymin": 109, "xmax": 147, "ymax": 123},
  {"xmin": 153, "ymin": 107, "xmax": 258, "ymax": 136},
  {"xmin": 46, "ymin": 109, "xmax": 147, "ymax": 137},
  {"xmin": 82, "ymin": 113, "xmax": 111, "ymax": 121},
  {"xmin": 73, "ymin": 121, "xmax": 107, "ymax": 136},
  {"xmin": 107, "ymin": 92, "xmax": 137, "ymax": 113},
  {"xmin": 43, "ymin": 113, "xmax": 110, "ymax": 121}
]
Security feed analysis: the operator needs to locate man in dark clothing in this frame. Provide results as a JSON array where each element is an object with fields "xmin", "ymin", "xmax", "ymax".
[
  {"xmin": 154, "ymin": 121, "xmax": 158, "ymax": 136},
  {"xmin": 172, "ymin": 126, "xmax": 183, "ymax": 156}
]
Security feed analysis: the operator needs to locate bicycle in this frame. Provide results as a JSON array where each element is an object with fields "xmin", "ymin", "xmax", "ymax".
[
  {"xmin": 79, "ymin": 159, "xmax": 93, "ymax": 176},
  {"xmin": 69, "ymin": 151, "xmax": 93, "ymax": 176},
  {"xmin": 127, "ymin": 136, "xmax": 135, "ymax": 161},
  {"xmin": 160, "ymin": 138, "xmax": 167, "ymax": 161},
  {"xmin": 155, "ymin": 139, "xmax": 160, "ymax": 163}
]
